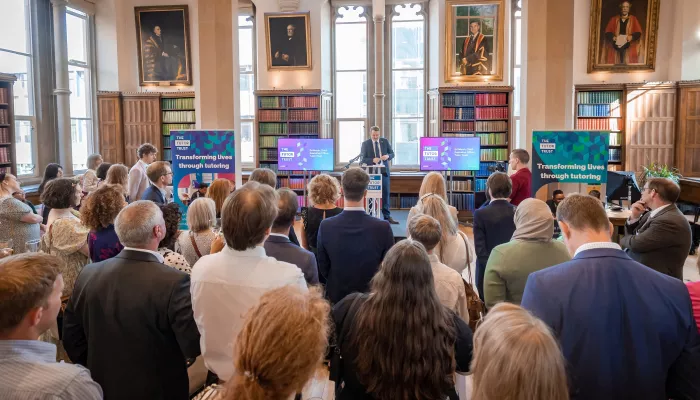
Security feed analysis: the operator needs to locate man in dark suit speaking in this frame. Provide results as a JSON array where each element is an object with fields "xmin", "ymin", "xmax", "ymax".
[{"xmin": 360, "ymin": 126, "xmax": 398, "ymax": 224}]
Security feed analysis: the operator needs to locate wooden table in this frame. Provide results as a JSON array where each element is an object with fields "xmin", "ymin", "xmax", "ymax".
[{"xmin": 607, "ymin": 208, "xmax": 631, "ymax": 242}]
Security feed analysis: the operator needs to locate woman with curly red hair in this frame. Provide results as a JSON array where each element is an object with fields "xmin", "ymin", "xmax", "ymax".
[{"xmin": 81, "ymin": 184, "xmax": 127, "ymax": 262}]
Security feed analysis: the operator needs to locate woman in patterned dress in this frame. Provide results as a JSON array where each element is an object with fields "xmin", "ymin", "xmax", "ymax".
[
  {"xmin": 158, "ymin": 203, "xmax": 191, "ymax": 274},
  {"xmin": 0, "ymin": 173, "xmax": 42, "ymax": 254}
]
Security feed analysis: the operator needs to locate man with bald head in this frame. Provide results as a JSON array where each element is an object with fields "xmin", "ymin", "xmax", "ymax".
[
  {"xmin": 191, "ymin": 181, "xmax": 307, "ymax": 381},
  {"xmin": 63, "ymin": 201, "xmax": 201, "ymax": 400}
]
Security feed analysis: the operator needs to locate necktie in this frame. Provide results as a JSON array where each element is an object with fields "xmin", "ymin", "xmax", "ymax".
[{"xmin": 374, "ymin": 141, "xmax": 380, "ymax": 160}]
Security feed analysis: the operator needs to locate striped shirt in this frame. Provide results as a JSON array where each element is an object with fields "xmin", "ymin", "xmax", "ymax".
[{"xmin": 0, "ymin": 340, "xmax": 103, "ymax": 399}]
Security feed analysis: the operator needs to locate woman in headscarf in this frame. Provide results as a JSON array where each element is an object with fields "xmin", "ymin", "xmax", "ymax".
[{"xmin": 483, "ymin": 198, "xmax": 570, "ymax": 309}]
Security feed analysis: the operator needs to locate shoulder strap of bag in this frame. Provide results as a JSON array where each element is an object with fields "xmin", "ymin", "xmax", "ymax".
[{"xmin": 189, "ymin": 232, "xmax": 203, "ymax": 258}]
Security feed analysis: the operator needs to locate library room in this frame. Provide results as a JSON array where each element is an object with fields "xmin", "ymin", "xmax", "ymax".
[{"xmin": 1, "ymin": 0, "xmax": 700, "ymax": 399}]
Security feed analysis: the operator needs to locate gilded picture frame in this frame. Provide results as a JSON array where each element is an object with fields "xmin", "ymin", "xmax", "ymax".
[
  {"xmin": 444, "ymin": 0, "xmax": 505, "ymax": 83},
  {"xmin": 135, "ymin": 5, "xmax": 192, "ymax": 86},
  {"xmin": 587, "ymin": 0, "xmax": 660, "ymax": 73},
  {"xmin": 265, "ymin": 12, "xmax": 312, "ymax": 71}
]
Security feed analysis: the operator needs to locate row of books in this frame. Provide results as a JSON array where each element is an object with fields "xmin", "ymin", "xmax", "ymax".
[
  {"xmin": 0, "ymin": 127, "xmax": 10, "ymax": 143},
  {"xmin": 0, "ymin": 109, "xmax": 8, "ymax": 124},
  {"xmin": 259, "ymin": 149, "xmax": 278, "ymax": 161},
  {"xmin": 0, "ymin": 148, "xmax": 10, "ymax": 163},
  {"xmin": 477, "ymin": 121, "xmax": 508, "ymax": 131},
  {"xmin": 162, "ymin": 123, "xmax": 195, "ymax": 136},
  {"xmin": 451, "ymin": 171, "xmax": 474, "ymax": 177},
  {"xmin": 258, "ymin": 96, "xmax": 320, "ymax": 109},
  {"xmin": 577, "ymin": 104, "xmax": 621, "ymax": 118},
  {"xmin": 609, "ymin": 132, "xmax": 623, "ymax": 146},
  {"xmin": 0, "ymin": 166, "xmax": 10, "ymax": 174},
  {"xmin": 259, "ymin": 136, "xmax": 280, "ymax": 148},
  {"xmin": 289, "ymin": 109, "xmax": 318, "ymax": 121},
  {"xmin": 475, "ymin": 93, "xmax": 508, "ymax": 106},
  {"xmin": 389, "ymin": 194, "xmax": 418, "ymax": 209},
  {"xmin": 449, "ymin": 180, "xmax": 472, "ymax": 191},
  {"xmin": 0, "ymin": 88, "xmax": 8, "ymax": 104},
  {"xmin": 442, "ymin": 108, "xmax": 474, "ymax": 120},
  {"xmin": 475, "ymin": 107, "xmax": 508, "ymax": 120},
  {"xmin": 289, "ymin": 122, "xmax": 319, "ymax": 134},
  {"xmin": 576, "ymin": 118, "xmax": 622, "ymax": 130},
  {"xmin": 259, "ymin": 123, "xmax": 288, "ymax": 135},
  {"xmin": 577, "ymin": 91, "xmax": 622, "ymax": 104},
  {"xmin": 481, "ymin": 148, "xmax": 508, "ymax": 161},
  {"xmin": 259, "ymin": 110, "xmax": 287, "ymax": 121},
  {"xmin": 475, "ymin": 178, "xmax": 487, "ymax": 192},
  {"xmin": 279, "ymin": 178, "xmax": 306, "ymax": 190},
  {"xmin": 443, "ymin": 121, "xmax": 474, "ymax": 132},
  {"xmin": 163, "ymin": 136, "xmax": 171, "ymax": 148},
  {"xmin": 442, "ymin": 93, "xmax": 508, "ymax": 107},
  {"xmin": 448, "ymin": 193, "xmax": 475, "ymax": 211},
  {"xmin": 477, "ymin": 161, "xmax": 506, "ymax": 176},
  {"xmin": 476, "ymin": 133, "xmax": 507, "ymax": 145},
  {"xmin": 162, "ymin": 97, "xmax": 194, "ymax": 110},
  {"xmin": 162, "ymin": 149, "xmax": 172, "ymax": 160},
  {"xmin": 609, "ymin": 148, "xmax": 621, "ymax": 162},
  {"xmin": 163, "ymin": 111, "xmax": 196, "ymax": 123}
]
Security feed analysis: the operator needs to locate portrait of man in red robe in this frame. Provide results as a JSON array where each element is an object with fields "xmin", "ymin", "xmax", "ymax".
[{"xmin": 601, "ymin": 1, "xmax": 643, "ymax": 64}]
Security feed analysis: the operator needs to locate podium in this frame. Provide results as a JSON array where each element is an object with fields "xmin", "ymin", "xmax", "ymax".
[{"xmin": 363, "ymin": 165, "xmax": 384, "ymax": 219}]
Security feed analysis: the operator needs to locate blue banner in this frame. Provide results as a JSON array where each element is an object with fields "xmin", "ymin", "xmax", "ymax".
[
  {"xmin": 171, "ymin": 130, "xmax": 235, "ymax": 228},
  {"xmin": 531, "ymin": 131, "xmax": 609, "ymax": 195}
]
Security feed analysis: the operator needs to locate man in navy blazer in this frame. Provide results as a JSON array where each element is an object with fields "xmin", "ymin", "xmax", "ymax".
[
  {"xmin": 317, "ymin": 167, "xmax": 395, "ymax": 304},
  {"xmin": 360, "ymin": 126, "xmax": 398, "ymax": 224},
  {"xmin": 472, "ymin": 172, "xmax": 515, "ymax": 301},
  {"xmin": 141, "ymin": 161, "xmax": 172, "ymax": 205},
  {"xmin": 521, "ymin": 194, "xmax": 700, "ymax": 400},
  {"xmin": 264, "ymin": 188, "xmax": 319, "ymax": 285}
]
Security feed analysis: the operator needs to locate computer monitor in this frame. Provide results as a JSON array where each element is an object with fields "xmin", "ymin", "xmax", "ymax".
[{"xmin": 606, "ymin": 171, "xmax": 641, "ymax": 206}]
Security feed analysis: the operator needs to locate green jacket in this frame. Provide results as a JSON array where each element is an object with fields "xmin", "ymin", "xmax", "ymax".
[{"xmin": 484, "ymin": 239, "xmax": 571, "ymax": 309}]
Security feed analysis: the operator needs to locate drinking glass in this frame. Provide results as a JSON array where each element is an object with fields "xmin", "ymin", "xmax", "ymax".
[
  {"xmin": 0, "ymin": 239, "xmax": 14, "ymax": 258},
  {"xmin": 25, "ymin": 239, "xmax": 41, "ymax": 253},
  {"xmin": 211, "ymin": 218, "xmax": 222, "ymax": 236}
]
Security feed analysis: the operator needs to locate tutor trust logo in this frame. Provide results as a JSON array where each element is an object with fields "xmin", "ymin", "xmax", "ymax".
[
  {"xmin": 174, "ymin": 140, "xmax": 190, "ymax": 147},
  {"xmin": 539, "ymin": 142, "xmax": 555, "ymax": 154}
]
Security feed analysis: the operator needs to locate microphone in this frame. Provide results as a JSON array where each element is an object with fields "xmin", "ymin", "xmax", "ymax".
[{"xmin": 344, "ymin": 154, "xmax": 362, "ymax": 170}]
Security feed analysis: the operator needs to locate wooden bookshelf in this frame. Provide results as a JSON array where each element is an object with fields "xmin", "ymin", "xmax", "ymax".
[
  {"xmin": 161, "ymin": 92, "xmax": 196, "ymax": 162},
  {"xmin": 254, "ymin": 89, "xmax": 331, "ymax": 199},
  {"xmin": 574, "ymin": 84, "xmax": 626, "ymax": 171},
  {"xmin": 0, "ymin": 74, "xmax": 17, "ymax": 175},
  {"xmin": 422, "ymin": 86, "xmax": 513, "ymax": 216}
]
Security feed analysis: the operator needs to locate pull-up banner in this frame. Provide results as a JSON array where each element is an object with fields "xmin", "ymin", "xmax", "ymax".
[{"xmin": 531, "ymin": 131, "xmax": 609, "ymax": 195}]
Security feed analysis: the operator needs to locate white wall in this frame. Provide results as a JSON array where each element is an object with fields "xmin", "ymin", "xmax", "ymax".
[
  {"xmin": 254, "ymin": 0, "xmax": 325, "ymax": 90},
  {"xmin": 96, "ymin": 0, "xmax": 199, "ymax": 93}
]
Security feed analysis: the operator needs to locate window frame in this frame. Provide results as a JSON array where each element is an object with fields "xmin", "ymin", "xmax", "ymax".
[
  {"xmin": 511, "ymin": 0, "xmax": 522, "ymax": 148},
  {"xmin": 1, "ymin": 0, "xmax": 38, "ymax": 178},
  {"xmin": 386, "ymin": 2, "xmax": 427, "ymax": 170},
  {"xmin": 66, "ymin": 7, "xmax": 96, "ymax": 174},
  {"xmin": 238, "ymin": 13, "xmax": 257, "ymax": 170},
  {"xmin": 332, "ymin": 5, "xmax": 373, "ymax": 168}
]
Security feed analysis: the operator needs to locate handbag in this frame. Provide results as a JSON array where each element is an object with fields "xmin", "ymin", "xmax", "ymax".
[
  {"xmin": 458, "ymin": 231, "xmax": 484, "ymax": 331},
  {"xmin": 329, "ymin": 294, "xmax": 365, "ymax": 393}
]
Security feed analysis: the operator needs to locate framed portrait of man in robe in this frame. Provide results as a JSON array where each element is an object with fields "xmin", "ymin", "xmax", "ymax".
[
  {"xmin": 265, "ymin": 12, "xmax": 312, "ymax": 71},
  {"xmin": 587, "ymin": 0, "xmax": 660, "ymax": 73},
  {"xmin": 135, "ymin": 6, "xmax": 192, "ymax": 86},
  {"xmin": 444, "ymin": 0, "xmax": 504, "ymax": 83}
]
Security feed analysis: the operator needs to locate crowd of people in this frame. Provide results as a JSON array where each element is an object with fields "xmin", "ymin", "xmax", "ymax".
[{"xmin": 0, "ymin": 143, "xmax": 699, "ymax": 400}]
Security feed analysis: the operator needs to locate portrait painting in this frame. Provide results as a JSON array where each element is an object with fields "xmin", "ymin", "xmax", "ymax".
[
  {"xmin": 135, "ymin": 6, "xmax": 192, "ymax": 86},
  {"xmin": 444, "ymin": 0, "xmax": 504, "ymax": 82},
  {"xmin": 587, "ymin": 0, "xmax": 660, "ymax": 73},
  {"xmin": 265, "ymin": 12, "xmax": 312, "ymax": 70}
]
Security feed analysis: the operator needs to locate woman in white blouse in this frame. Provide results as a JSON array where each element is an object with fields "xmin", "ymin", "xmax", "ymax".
[
  {"xmin": 81, "ymin": 154, "xmax": 103, "ymax": 194},
  {"xmin": 176, "ymin": 197, "xmax": 217, "ymax": 266},
  {"xmin": 412, "ymin": 194, "xmax": 475, "ymax": 275}
]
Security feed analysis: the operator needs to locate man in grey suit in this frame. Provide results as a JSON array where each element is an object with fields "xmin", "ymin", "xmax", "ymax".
[
  {"xmin": 621, "ymin": 177, "xmax": 691, "ymax": 279},
  {"xmin": 264, "ymin": 188, "xmax": 319, "ymax": 285}
]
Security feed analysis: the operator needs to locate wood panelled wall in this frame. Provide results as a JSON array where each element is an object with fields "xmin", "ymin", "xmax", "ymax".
[
  {"xmin": 676, "ymin": 82, "xmax": 700, "ymax": 176},
  {"xmin": 121, "ymin": 93, "xmax": 161, "ymax": 167},
  {"xmin": 625, "ymin": 83, "xmax": 677, "ymax": 172},
  {"xmin": 96, "ymin": 92, "xmax": 123, "ymax": 164}
]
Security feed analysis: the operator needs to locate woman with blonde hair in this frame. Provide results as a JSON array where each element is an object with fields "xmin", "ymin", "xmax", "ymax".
[
  {"xmin": 82, "ymin": 153, "xmax": 103, "ymax": 193},
  {"xmin": 177, "ymin": 197, "xmax": 218, "ymax": 266},
  {"xmin": 407, "ymin": 171, "xmax": 459, "ymax": 228},
  {"xmin": 207, "ymin": 178, "xmax": 233, "ymax": 219},
  {"xmin": 105, "ymin": 164, "xmax": 130, "ymax": 201},
  {"xmin": 225, "ymin": 286, "xmax": 330, "ymax": 400},
  {"xmin": 300, "ymin": 174, "xmax": 342, "ymax": 255},
  {"xmin": 469, "ymin": 302, "xmax": 569, "ymax": 400},
  {"xmin": 413, "ymin": 194, "xmax": 475, "ymax": 274}
]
